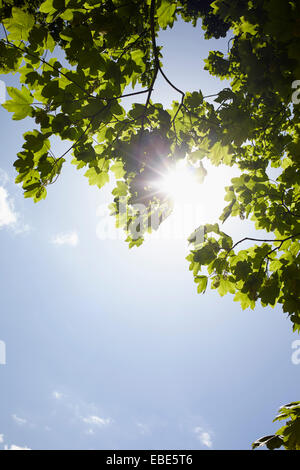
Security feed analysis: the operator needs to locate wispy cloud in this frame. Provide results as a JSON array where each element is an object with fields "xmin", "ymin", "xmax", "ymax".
[
  {"xmin": 4, "ymin": 444, "xmax": 31, "ymax": 450},
  {"xmin": 136, "ymin": 422, "xmax": 150, "ymax": 436},
  {"xmin": 194, "ymin": 426, "xmax": 213, "ymax": 448},
  {"xmin": 51, "ymin": 388, "xmax": 112, "ymax": 435},
  {"xmin": 82, "ymin": 415, "xmax": 111, "ymax": 427},
  {"xmin": 52, "ymin": 390, "xmax": 64, "ymax": 400},
  {"xmin": 12, "ymin": 414, "xmax": 27, "ymax": 426},
  {"xmin": 85, "ymin": 428, "xmax": 95, "ymax": 436},
  {"xmin": 0, "ymin": 186, "xmax": 17, "ymax": 228},
  {"xmin": 51, "ymin": 231, "xmax": 79, "ymax": 247},
  {"xmin": 0, "ymin": 169, "xmax": 9, "ymax": 186},
  {"xmin": 1, "ymin": 433, "xmax": 31, "ymax": 450},
  {"xmin": 0, "ymin": 169, "xmax": 30, "ymax": 234}
]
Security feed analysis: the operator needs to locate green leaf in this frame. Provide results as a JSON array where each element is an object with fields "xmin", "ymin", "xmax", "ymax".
[
  {"xmin": 234, "ymin": 291, "xmax": 255, "ymax": 310},
  {"xmin": 210, "ymin": 142, "xmax": 232, "ymax": 166},
  {"xmin": 112, "ymin": 181, "xmax": 128, "ymax": 197},
  {"xmin": 2, "ymin": 86, "xmax": 33, "ymax": 120},
  {"xmin": 217, "ymin": 278, "xmax": 235, "ymax": 296},
  {"xmin": 157, "ymin": 0, "xmax": 177, "ymax": 29},
  {"xmin": 3, "ymin": 7, "xmax": 35, "ymax": 41},
  {"xmin": 252, "ymin": 435, "xmax": 283, "ymax": 450},
  {"xmin": 195, "ymin": 275, "xmax": 208, "ymax": 294},
  {"xmin": 110, "ymin": 161, "xmax": 125, "ymax": 180},
  {"xmin": 84, "ymin": 167, "xmax": 109, "ymax": 189},
  {"xmin": 189, "ymin": 148, "xmax": 208, "ymax": 161}
]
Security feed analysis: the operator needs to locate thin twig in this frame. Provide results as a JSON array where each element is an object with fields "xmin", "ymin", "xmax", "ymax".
[{"xmin": 227, "ymin": 233, "xmax": 300, "ymax": 256}]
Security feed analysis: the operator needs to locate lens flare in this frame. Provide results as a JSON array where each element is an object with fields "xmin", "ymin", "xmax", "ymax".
[{"xmin": 159, "ymin": 159, "xmax": 201, "ymax": 204}]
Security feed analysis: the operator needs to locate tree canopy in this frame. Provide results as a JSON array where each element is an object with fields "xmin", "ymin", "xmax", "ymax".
[{"xmin": 1, "ymin": 0, "xmax": 300, "ymax": 450}]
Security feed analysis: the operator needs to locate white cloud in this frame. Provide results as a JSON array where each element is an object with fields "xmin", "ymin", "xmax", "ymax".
[
  {"xmin": 51, "ymin": 231, "xmax": 79, "ymax": 247},
  {"xmin": 12, "ymin": 414, "xmax": 27, "ymax": 426},
  {"xmin": 0, "ymin": 169, "xmax": 9, "ymax": 186},
  {"xmin": 137, "ymin": 422, "xmax": 150, "ymax": 435},
  {"xmin": 194, "ymin": 427, "xmax": 213, "ymax": 448},
  {"xmin": 4, "ymin": 444, "xmax": 31, "ymax": 450},
  {"xmin": 1, "ymin": 431, "xmax": 31, "ymax": 450},
  {"xmin": 0, "ymin": 171, "xmax": 30, "ymax": 234},
  {"xmin": 85, "ymin": 428, "xmax": 95, "ymax": 436},
  {"xmin": 82, "ymin": 415, "xmax": 111, "ymax": 427},
  {"xmin": 52, "ymin": 390, "xmax": 64, "ymax": 400},
  {"xmin": 51, "ymin": 387, "xmax": 112, "ymax": 434},
  {"xmin": 0, "ymin": 186, "xmax": 17, "ymax": 228}
]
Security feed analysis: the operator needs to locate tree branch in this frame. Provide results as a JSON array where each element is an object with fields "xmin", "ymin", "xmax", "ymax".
[
  {"xmin": 227, "ymin": 233, "xmax": 300, "ymax": 256},
  {"xmin": 141, "ymin": 0, "xmax": 159, "ymax": 132}
]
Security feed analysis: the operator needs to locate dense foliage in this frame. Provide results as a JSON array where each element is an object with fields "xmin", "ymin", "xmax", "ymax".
[{"xmin": 1, "ymin": 0, "xmax": 299, "ymax": 449}]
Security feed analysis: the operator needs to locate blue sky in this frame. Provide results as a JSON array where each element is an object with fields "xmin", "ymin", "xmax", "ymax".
[{"xmin": 0, "ymin": 19, "xmax": 299, "ymax": 451}]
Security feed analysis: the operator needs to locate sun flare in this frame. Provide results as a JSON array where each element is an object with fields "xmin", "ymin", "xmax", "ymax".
[
  {"xmin": 151, "ymin": 157, "xmax": 240, "ymax": 241},
  {"xmin": 159, "ymin": 159, "xmax": 201, "ymax": 205},
  {"xmin": 151, "ymin": 159, "xmax": 205, "ymax": 239}
]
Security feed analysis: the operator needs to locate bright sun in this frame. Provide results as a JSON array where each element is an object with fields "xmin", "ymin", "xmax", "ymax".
[
  {"xmin": 151, "ymin": 159, "xmax": 205, "ymax": 240},
  {"xmin": 151, "ymin": 157, "xmax": 240, "ymax": 241},
  {"xmin": 158, "ymin": 159, "xmax": 201, "ymax": 205}
]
